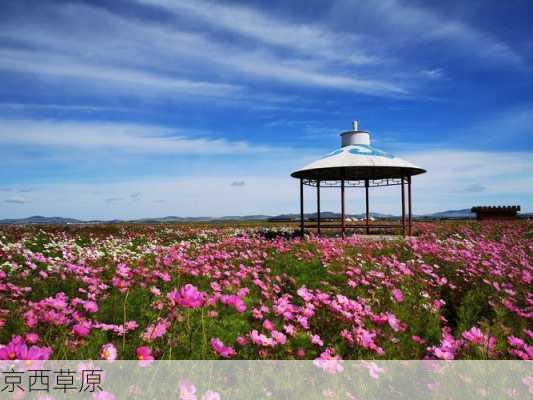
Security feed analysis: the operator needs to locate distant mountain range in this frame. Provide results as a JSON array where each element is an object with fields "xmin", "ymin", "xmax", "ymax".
[{"xmin": 2, "ymin": 208, "xmax": 529, "ymax": 225}]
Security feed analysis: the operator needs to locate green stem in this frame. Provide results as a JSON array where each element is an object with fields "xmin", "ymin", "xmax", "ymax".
[{"xmin": 122, "ymin": 290, "xmax": 129, "ymax": 356}]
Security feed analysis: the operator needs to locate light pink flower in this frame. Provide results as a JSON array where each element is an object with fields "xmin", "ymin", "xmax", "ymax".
[
  {"xmin": 202, "ymin": 390, "xmax": 220, "ymax": 400},
  {"xmin": 179, "ymin": 379, "xmax": 197, "ymax": 400},
  {"xmin": 362, "ymin": 361, "xmax": 385, "ymax": 379},
  {"xmin": 100, "ymin": 343, "xmax": 117, "ymax": 362},
  {"xmin": 93, "ymin": 391, "xmax": 116, "ymax": 400},
  {"xmin": 210, "ymin": 338, "xmax": 236, "ymax": 359},
  {"xmin": 313, "ymin": 348, "xmax": 343, "ymax": 374}
]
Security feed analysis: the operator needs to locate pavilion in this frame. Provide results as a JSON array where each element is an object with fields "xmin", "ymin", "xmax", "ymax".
[{"xmin": 291, "ymin": 121, "xmax": 426, "ymax": 236}]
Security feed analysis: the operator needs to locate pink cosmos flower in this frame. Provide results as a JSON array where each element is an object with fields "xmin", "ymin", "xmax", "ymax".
[
  {"xmin": 236, "ymin": 336, "xmax": 249, "ymax": 346},
  {"xmin": 25, "ymin": 333, "xmax": 39, "ymax": 344},
  {"xmin": 136, "ymin": 346, "xmax": 155, "ymax": 367},
  {"xmin": 100, "ymin": 343, "xmax": 117, "ymax": 362},
  {"xmin": 220, "ymin": 294, "xmax": 246, "ymax": 313},
  {"xmin": 16, "ymin": 343, "xmax": 52, "ymax": 361},
  {"xmin": 391, "ymin": 288, "xmax": 404, "ymax": 303},
  {"xmin": 202, "ymin": 390, "xmax": 220, "ymax": 400},
  {"xmin": 362, "ymin": 361, "xmax": 385, "ymax": 379},
  {"xmin": 83, "ymin": 301, "xmax": 98, "ymax": 313},
  {"xmin": 313, "ymin": 348, "xmax": 344, "ymax": 374},
  {"xmin": 386, "ymin": 313, "xmax": 405, "ymax": 332},
  {"xmin": 179, "ymin": 379, "xmax": 197, "ymax": 400},
  {"xmin": 462, "ymin": 327, "xmax": 484, "ymax": 345},
  {"xmin": 0, "ymin": 337, "xmax": 51, "ymax": 362},
  {"xmin": 169, "ymin": 284, "xmax": 206, "ymax": 309},
  {"xmin": 92, "ymin": 391, "xmax": 116, "ymax": 400},
  {"xmin": 310, "ymin": 334, "xmax": 324, "ymax": 346},
  {"xmin": 73, "ymin": 321, "xmax": 92, "ymax": 337},
  {"xmin": 271, "ymin": 330, "xmax": 287, "ymax": 345},
  {"xmin": 507, "ymin": 336, "xmax": 525, "ymax": 348},
  {"xmin": 142, "ymin": 320, "xmax": 169, "ymax": 342},
  {"xmin": 262, "ymin": 319, "xmax": 274, "ymax": 331},
  {"xmin": 249, "ymin": 330, "xmax": 274, "ymax": 347},
  {"xmin": 522, "ymin": 376, "xmax": 533, "ymax": 394},
  {"xmin": 210, "ymin": 338, "xmax": 236, "ymax": 359}
]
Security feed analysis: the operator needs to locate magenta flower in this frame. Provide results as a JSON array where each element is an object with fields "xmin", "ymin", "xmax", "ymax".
[
  {"xmin": 73, "ymin": 321, "xmax": 92, "ymax": 337},
  {"xmin": 462, "ymin": 327, "xmax": 485, "ymax": 345},
  {"xmin": 391, "ymin": 288, "xmax": 404, "ymax": 303},
  {"xmin": 83, "ymin": 300, "xmax": 98, "ymax": 313},
  {"xmin": 169, "ymin": 284, "xmax": 206, "ymax": 309},
  {"xmin": 210, "ymin": 337, "xmax": 236, "ymax": 359},
  {"xmin": 136, "ymin": 346, "xmax": 155, "ymax": 367},
  {"xmin": 0, "ymin": 341, "xmax": 21, "ymax": 360},
  {"xmin": 0, "ymin": 337, "xmax": 51, "ymax": 362}
]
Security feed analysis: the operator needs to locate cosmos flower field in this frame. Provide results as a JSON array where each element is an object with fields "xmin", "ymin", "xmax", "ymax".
[{"xmin": 0, "ymin": 221, "xmax": 531, "ymax": 361}]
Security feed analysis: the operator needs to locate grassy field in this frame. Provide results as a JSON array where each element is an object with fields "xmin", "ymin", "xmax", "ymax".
[{"xmin": 0, "ymin": 220, "xmax": 531, "ymax": 361}]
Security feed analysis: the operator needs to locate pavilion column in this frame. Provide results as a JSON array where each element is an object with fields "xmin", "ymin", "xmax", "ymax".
[
  {"xmin": 341, "ymin": 177, "xmax": 346, "ymax": 238},
  {"xmin": 316, "ymin": 180, "xmax": 321, "ymax": 236},
  {"xmin": 365, "ymin": 179, "xmax": 370, "ymax": 234},
  {"xmin": 408, "ymin": 175, "xmax": 412, "ymax": 236},
  {"xmin": 300, "ymin": 179, "xmax": 304, "ymax": 237},
  {"xmin": 401, "ymin": 176, "xmax": 406, "ymax": 236}
]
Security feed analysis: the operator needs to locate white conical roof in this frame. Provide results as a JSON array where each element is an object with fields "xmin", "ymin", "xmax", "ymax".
[{"xmin": 291, "ymin": 122, "xmax": 425, "ymax": 181}]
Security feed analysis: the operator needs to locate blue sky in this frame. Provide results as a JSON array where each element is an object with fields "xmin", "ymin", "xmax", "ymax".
[{"xmin": 0, "ymin": 0, "xmax": 532, "ymax": 219}]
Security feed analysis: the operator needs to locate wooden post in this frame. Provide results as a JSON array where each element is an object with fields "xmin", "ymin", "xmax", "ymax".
[
  {"xmin": 401, "ymin": 177, "xmax": 406, "ymax": 236},
  {"xmin": 341, "ymin": 178, "xmax": 345, "ymax": 238},
  {"xmin": 316, "ymin": 180, "xmax": 321, "ymax": 236},
  {"xmin": 365, "ymin": 179, "xmax": 369, "ymax": 234},
  {"xmin": 300, "ymin": 179, "xmax": 304, "ymax": 237},
  {"xmin": 408, "ymin": 175, "xmax": 412, "ymax": 236}
]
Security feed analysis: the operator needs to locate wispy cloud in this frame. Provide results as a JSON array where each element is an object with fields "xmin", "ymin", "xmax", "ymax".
[
  {"xmin": 347, "ymin": 0, "xmax": 523, "ymax": 67},
  {"xmin": 230, "ymin": 181, "xmax": 246, "ymax": 187},
  {"xmin": 4, "ymin": 196, "xmax": 31, "ymax": 204},
  {"xmin": 0, "ymin": 49, "xmax": 241, "ymax": 99},
  {"xmin": 462, "ymin": 184, "xmax": 487, "ymax": 193},
  {"xmin": 137, "ymin": 0, "xmax": 377, "ymax": 66},
  {"xmin": 104, "ymin": 197, "xmax": 123, "ymax": 203},
  {"xmin": 420, "ymin": 68, "xmax": 444, "ymax": 80},
  {"xmin": 0, "ymin": 1, "xmax": 408, "ymax": 98},
  {"xmin": 0, "ymin": 119, "xmax": 272, "ymax": 155}
]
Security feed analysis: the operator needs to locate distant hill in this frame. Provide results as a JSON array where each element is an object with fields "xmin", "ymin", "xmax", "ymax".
[
  {"xmin": 1, "ymin": 208, "xmax": 527, "ymax": 225},
  {"xmin": 0, "ymin": 215, "xmax": 84, "ymax": 225}
]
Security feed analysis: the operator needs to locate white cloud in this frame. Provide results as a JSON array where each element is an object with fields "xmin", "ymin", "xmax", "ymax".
[
  {"xmin": 0, "ymin": 1, "xmax": 407, "ymax": 98},
  {"xmin": 137, "ymin": 0, "xmax": 377, "ymax": 66},
  {"xmin": 420, "ymin": 68, "xmax": 444, "ymax": 79},
  {"xmin": 347, "ymin": 0, "xmax": 523, "ymax": 67},
  {"xmin": 1, "ymin": 148, "xmax": 531, "ymax": 219},
  {"xmin": 4, "ymin": 196, "xmax": 32, "ymax": 204},
  {"xmin": 0, "ymin": 119, "xmax": 272, "ymax": 155},
  {"xmin": 0, "ymin": 49, "xmax": 241, "ymax": 99},
  {"xmin": 230, "ymin": 181, "xmax": 246, "ymax": 187}
]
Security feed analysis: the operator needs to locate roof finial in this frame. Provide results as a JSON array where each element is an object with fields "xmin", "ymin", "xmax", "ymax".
[{"xmin": 352, "ymin": 120, "xmax": 358, "ymax": 131}]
